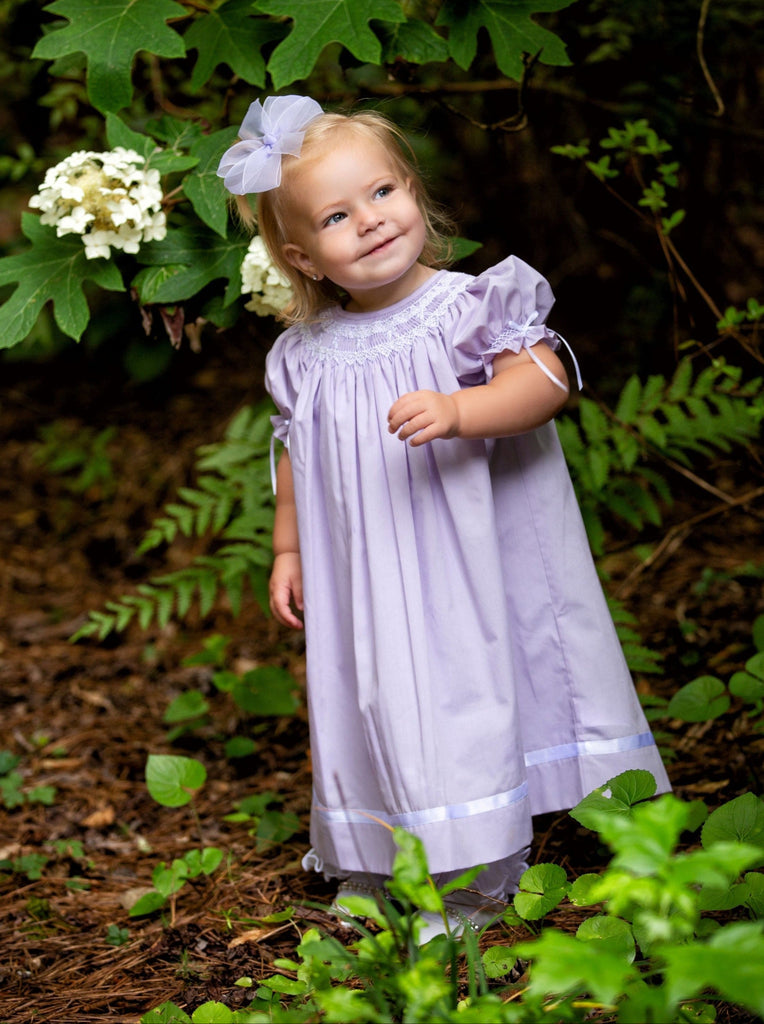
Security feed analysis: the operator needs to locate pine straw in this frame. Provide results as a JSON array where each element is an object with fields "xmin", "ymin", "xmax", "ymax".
[{"xmin": 1, "ymin": 345, "xmax": 762, "ymax": 1023}]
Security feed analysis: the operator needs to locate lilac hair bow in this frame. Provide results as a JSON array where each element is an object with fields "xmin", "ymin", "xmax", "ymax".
[{"xmin": 216, "ymin": 95, "xmax": 324, "ymax": 195}]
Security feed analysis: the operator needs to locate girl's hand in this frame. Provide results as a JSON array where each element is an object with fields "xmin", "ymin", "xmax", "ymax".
[
  {"xmin": 387, "ymin": 389, "xmax": 460, "ymax": 446},
  {"xmin": 269, "ymin": 552, "xmax": 304, "ymax": 629}
]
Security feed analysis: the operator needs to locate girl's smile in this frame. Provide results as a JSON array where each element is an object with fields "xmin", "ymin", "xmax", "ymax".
[{"xmin": 281, "ymin": 134, "xmax": 435, "ymax": 312}]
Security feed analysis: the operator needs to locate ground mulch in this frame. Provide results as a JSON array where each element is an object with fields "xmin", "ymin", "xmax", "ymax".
[{"xmin": 1, "ymin": 334, "xmax": 762, "ymax": 1024}]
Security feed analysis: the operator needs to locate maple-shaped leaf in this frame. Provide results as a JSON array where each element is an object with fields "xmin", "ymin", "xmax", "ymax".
[
  {"xmin": 183, "ymin": 0, "xmax": 286, "ymax": 92},
  {"xmin": 0, "ymin": 214, "xmax": 124, "ymax": 349},
  {"xmin": 379, "ymin": 18, "xmax": 449, "ymax": 66},
  {"xmin": 436, "ymin": 0, "xmax": 573, "ymax": 81},
  {"xmin": 253, "ymin": 0, "xmax": 406, "ymax": 91},
  {"xmin": 104, "ymin": 113, "xmax": 200, "ymax": 176},
  {"xmin": 133, "ymin": 227, "xmax": 249, "ymax": 307},
  {"xmin": 32, "ymin": 0, "xmax": 187, "ymax": 113},
  {"xmin": 184, "ymin": 129, "xmax": 239, "ymax": 238}
]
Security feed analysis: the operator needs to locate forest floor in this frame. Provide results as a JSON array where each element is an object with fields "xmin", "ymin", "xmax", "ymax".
[{"xmin": 0, "ymin": 334, "xmax": 762, "ymax": 1024}]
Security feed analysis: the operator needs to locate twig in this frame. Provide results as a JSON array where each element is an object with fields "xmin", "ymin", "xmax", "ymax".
[
  {"xmin": 615, "ymin": 485, "xmax": 764, "ymax": 599},
  {"xmin": 697, "ymin": 0, "xmax": 725, "ymax": 117}
]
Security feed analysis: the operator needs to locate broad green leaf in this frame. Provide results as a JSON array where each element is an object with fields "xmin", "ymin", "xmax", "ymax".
[
  {"xmin": 105, "ymin": 113, "xmax": 199, "ymax": 175},
  {"xmin": 129, "ymin": 890, "xmax": 167, "ymax": 917},
  {"xmin": 33, "ymin": 0, "xmax": 187, "ymax": 113},
  {"xmin": 253, "ymin": 0, "xmax": 406, "ymax": 91},
  {"xmin": 436, "ymin": 0, "xmax": 573, "ymax": 81},
  {"xmin": 184, "ymin": 130, "xmax": 239, "ymax": 238},
  {"xmin": 482, "ymin": 944, "xmax": 519, "ymax": 979},
  {"xmin": 231, "ymin": 666, "xmax": 299, "ymax": 717},
  {"xmin": 568, "ymin": 872, "xmax": 603, "ymax": 907},
  {"xmin": 133, "ymin": 227, "xmax": 249, "ymax": 305},
  {"xmin": 608, "ymin": 769, "xmax": 658, "ymax": 806},
  {"xmin": 743, "ymin": 870, "xmax": 764, "ymax": 918},
  {"xmin": 379, "ymin": 18, "xmax": 449, "ymax": 64},
  {"xmin": 513, "ymin": 929, "xmax": 636, "ymax": 1005},
  {"xmin": 152, "ymin": 858, "xmax": 189, "ymax": 897},
  {"xmin": 667, "ymin": 676, "xmax": 730, "ymax": 722},
  {"xmin": 701, "ymin": 792, "xmax": 764, "ymax": 850},
  {"xmin": 145, "ymin": 753, "xmax": 207, "ymax": 807},
  {"xmin": 663, "ymin": 921, "xmax": 764, "ymax": 1019},
  {"xmin": 184, "ymin": 0, "xmax": 285, "ymax": 91},
  {"xmin": 576, "ymin": 914, "xmax": 636, "ymax": 963},
  {"xmin": 514, "ymin": 863, "xmax": 569, "ymax": 919},
  {"xmin": 191, "ymin": 1002, "xmax": 236, "ymax": 1024},
  {"xmin": 163, "ymin": 690, "xmax": 209, "ymax": 724},
  {"xmin": 0, "ymin": 214, "xmax": 124, "ymax": 349},
  {"xmin": 141, "ymin": 1001, "xmax": 191, "ymax": 1023}
]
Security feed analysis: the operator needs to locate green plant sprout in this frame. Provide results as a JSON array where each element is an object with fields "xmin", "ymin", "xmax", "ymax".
[
  {"xmin": 128, "ymin": 754, "xmax": 224, "ymax": 924},
  {"xmin": 140, "ymin": 769, "xmax": 764, "ymax": 1023}
]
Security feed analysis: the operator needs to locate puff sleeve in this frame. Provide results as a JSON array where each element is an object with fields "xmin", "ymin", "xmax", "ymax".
[
  {"xmin": 446, "ymin": 255, "xmax": 578, "ymax": 390},
  {"xmin": 264, "ymin": 324, "xmax": 305, "ymax": 447}
]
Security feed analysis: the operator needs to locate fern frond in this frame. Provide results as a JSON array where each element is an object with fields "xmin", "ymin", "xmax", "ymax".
[{"xmin": 72, "ymin": 400, "xmax": 277, "ymax": 643}]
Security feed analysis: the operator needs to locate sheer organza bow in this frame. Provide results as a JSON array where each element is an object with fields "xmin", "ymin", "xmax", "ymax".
[{"xmin": 217, "ymin": 95, "xmax": 323, "ymax": 195}]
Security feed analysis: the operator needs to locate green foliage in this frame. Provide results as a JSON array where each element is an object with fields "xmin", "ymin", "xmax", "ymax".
[
  {"xmin": 552, "ymin": 118, "xmax": 686, "ymax": 234},
  {"xmin": 140, "ymin": 770, "xmax": 764, "ymax": 1023},
  {"xmin": 0, "ymin": 0, "xmax": 575, "ymax": 352},
  {"xmin": 129, "ymin": 754, "xmax": 224, "ymax": 919},
  {"xmin": 0, "ymin": 750, "xmax": 57, "ymax": 809},
  {"xmin": 223, "ymin": 791, "xmax": 301, "ymax": 852},
  {"xmin": 556, "ymin": 358, "xmax": 761, "ymax": 555},
  {"xmin": 34, "ymin": 421, "xmax": 117, "ymax": 496},
  {"xmin": 71, "ymin": 401, "xmax": 275, "ymax": 642}
]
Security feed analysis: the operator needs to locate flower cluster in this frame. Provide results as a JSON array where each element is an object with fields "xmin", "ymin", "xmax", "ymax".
[
  {"xmin": 240, "ymin": 235, "xmax": 293, "ymax": 317},
  {"xmin": 28, "ymin": 148, "xmax": 166, "ymax": 260}
]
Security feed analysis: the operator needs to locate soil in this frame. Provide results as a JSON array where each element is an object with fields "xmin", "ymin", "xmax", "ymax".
[{"xmin": 0, "ymin": 333, "xmax": 762, "ymax": 1024}]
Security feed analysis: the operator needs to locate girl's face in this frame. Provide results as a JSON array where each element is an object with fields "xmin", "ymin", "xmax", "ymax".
[{"xmin": 281, "ymin": 133, "xmax": 433, "ymax": 312}]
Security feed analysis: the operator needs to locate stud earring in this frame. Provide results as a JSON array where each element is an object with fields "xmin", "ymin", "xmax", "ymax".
[{"xmin": 312, "ymin": 274, "xmax": 318, "ymax": 281}]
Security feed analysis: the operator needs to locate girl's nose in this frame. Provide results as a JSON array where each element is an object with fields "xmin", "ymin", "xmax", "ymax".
[{"xmin": 357, "ymin": 204, "xmax": 384, "ymax": 233}]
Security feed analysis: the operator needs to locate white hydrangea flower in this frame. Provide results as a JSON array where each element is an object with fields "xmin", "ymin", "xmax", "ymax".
[
  {"xmin": 241, "ymin": 235, "xmax": 293, "ymax": 317},
  {"xmin": 28, "ymin": 147, "xmax": 167, "ymax": 260}
]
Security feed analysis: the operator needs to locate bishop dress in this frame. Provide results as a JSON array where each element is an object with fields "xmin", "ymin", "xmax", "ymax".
[{"xmin": 265, "ymin": 255, "xmax": 671, "ymax": 885}]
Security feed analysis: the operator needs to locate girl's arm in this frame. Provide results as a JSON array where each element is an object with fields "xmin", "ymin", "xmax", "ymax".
[
  {"xmin": 387, "ymin": 345, "xmax": 569, "ymax": 445},
  {"xmin": 269, "ymin": 450, "xmax": 304, "ymax": 629}
]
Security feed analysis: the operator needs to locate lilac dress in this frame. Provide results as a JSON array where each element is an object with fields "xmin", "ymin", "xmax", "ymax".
[{"xmin": 265, "ymin": 255, "xmax": 670, "ymax": 886}]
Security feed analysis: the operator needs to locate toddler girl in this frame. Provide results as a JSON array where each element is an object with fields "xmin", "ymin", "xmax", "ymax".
[{"xmin": 218, "ymin": 95, "xmax": 671, "ymax": 938}]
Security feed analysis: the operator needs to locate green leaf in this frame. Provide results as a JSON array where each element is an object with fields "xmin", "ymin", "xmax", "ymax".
[
  {"xmin": 568, "ymin": 873, "xmax": 604, "ymax": 907},
  {"xmin": 379, "ymin": 18, "xmax": 450, "ymax": 64},
  {"xmin": 141, "ymin": 1002, "xmax": 192, "ymax": 1024},
  {"xmin": 482, "ymin": 944, "xmax": 519, "ymax": 979},
  {"xmin": 514, "ymin": 863, "xmax": 569, "ymax": 919},
  {"xmin": 0, "ymin": 214, "xmax": 124, "ymax": 349},
  {"xmin": 33, "ymin": 0, "xmax": 187, "ymax": 113},
  {"xmin": 253, "ymin": 0, "xmax": 406, "ymax": 91},
  {"xmin": 663, "ymin": 921, "xmax": 764, "ymax": 1019},
  {"xmin": 701, "ymin": 792, "xmax": 764, "ymax": 850},
  {"xmin": 576, "ymin": 914, "xmax": 636, "ymax": 963},
  {"xmin": 231, "ymin": 666, "xmax": 299, "ymax": 717},
  {"xmin": 184, "ymin": 0, "xmax": 284, "ymax": 91},
  {"xmin": 129, "ymin": 890, "xmax": 167, "ymax": 917},
  {"xmin": 184, "ymin": 130, "xmax": 239, "ymax": 238},
  {"xmin": 190, "ymin": 1003, "xmax": 236, "ymax": 1024},
  {"xmin": 437, "ymin": 0, "xmax": 574, "ymax": 80},
  {"xmin": 145, "ymin": 754, "xmax": 207, "ymax": 807},
  {"xmin": 513, "ymin": 929, "xmax": 636, "ymax": 1005},
  {"xmin": 134, "ymin": 227, "xmax": 248, "ymax": 305},
  {"xmin": 667, "ymin": 676, "xmax": 730, "ymax": 722},
  {"xmin": 163, "ymin": 690, "xmax": 210, "ymax": 724}
]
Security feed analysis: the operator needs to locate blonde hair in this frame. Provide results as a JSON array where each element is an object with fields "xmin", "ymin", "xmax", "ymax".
[{"xmin": 234, "ymin": 108, "xmax": 455, "ymax": 325}]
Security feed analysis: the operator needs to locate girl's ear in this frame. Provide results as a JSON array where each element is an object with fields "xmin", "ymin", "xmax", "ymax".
[{"xmin": 283, "ymin": 243, "xmax": 322, "ymax": 281}]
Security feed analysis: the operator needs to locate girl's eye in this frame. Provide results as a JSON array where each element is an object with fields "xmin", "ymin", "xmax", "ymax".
[
  {"xmin": 375, "ymin": 185, "xmax": 393, "ymax": 199},
  {"xmin": 324, "ymin": 212, "xmax": 346, "ymax": 226}
]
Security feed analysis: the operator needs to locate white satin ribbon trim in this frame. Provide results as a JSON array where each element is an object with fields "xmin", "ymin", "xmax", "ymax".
[
  {"xmin": 524, "ymin": 731, "xmax": 656, "ymax": 767},
  {"xmin": 313, "ymin": 780, "xmax": 528, "ymax": 829},
  {"xmin": 501, "ymin": 310, "xmax": 583, "ymax": 392}
]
